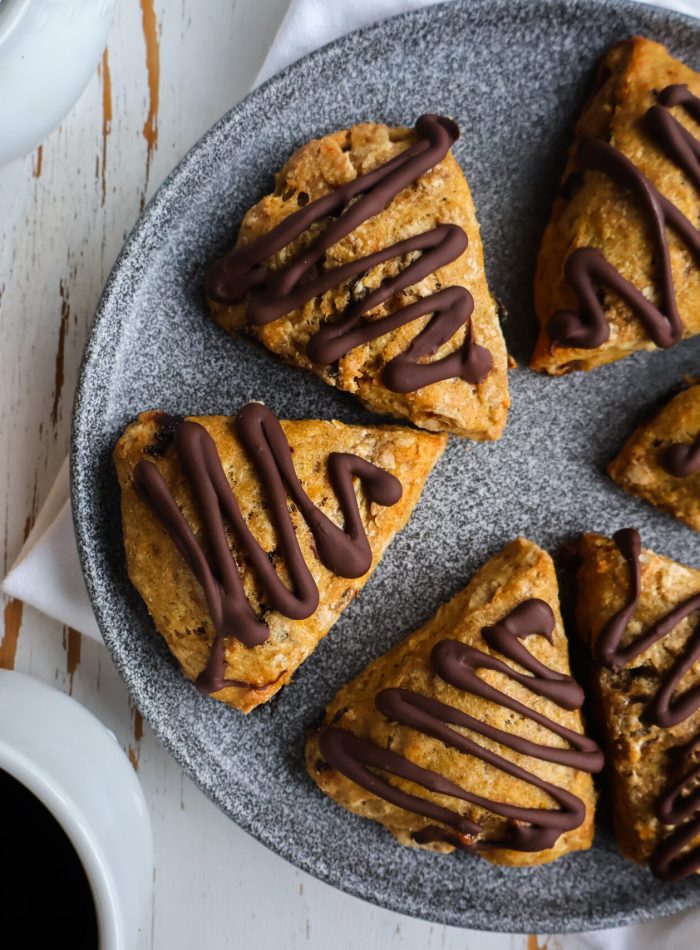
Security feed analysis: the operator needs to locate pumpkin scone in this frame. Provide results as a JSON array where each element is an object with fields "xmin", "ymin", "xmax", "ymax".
[
  {"xmin": 205, "ymin": 115, "xmax": 509, "ymax": 440},
  {"xmin": 608, "ymin": 383, "xmax": 700, "ymax": 531},
  {"xmin": 306, "ymin": 539, "xmax": 602, "ymax": 866},
  {"xmin": 578, "ymin": 530, "xmax": 700, "ymax": 881},
  {"xmin": 532, "ymin": 37, "xmax": 700, "ymax": 375},
  {"xmin": 114, "ymin": 403, "xmax": 446, "ymax": 713}
]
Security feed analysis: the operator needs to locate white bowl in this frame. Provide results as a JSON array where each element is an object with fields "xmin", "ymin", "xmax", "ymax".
[
  {"xmin": 0, "ymin": 0, "xmax": 116, "ymax": 165},
  {"xmin": 0, "ymin": 668, "xmax": 153, "ymax": 950}
]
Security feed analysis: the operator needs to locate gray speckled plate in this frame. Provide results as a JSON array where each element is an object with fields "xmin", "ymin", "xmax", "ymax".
[{"xmin": 72, "ymin": 0, "xmax": 700, "ymax": 932}]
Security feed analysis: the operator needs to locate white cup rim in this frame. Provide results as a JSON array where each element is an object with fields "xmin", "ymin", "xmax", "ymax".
[
  {"xmin": 0, "ymin": 668, "xmax": 152, "ymax": 950},
  {"xmin": 0, "ymin": 740, "xmax": 119, "ymax": 948},
  {"xmin": 0, "ymin": 0, "xmax": 32, "ymax": 49}
]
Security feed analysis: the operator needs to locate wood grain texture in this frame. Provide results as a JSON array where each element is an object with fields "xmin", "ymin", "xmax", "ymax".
[{"xmin": 0, "ymin": 1, "xmax": 571, "ymax": 946}]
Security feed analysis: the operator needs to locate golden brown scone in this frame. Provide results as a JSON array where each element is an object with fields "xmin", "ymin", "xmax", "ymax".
[
  {"xmin": 307, "ymin": 539, "xmax": 601, "ymax": 866},
  {"xmin": 609, "ymin": 383, "xmax": 700, "ymax": 531},
  {"xmin": 532, "ymin": 38, "xmax": 700, "ymax": 374},
  {"xmin": 114, "ymin": 408, "xmax": 446, "ymax": 713},
  {"xmin": 207, "ymin": 119, "xmax": 509, "ymax": 440},
  {"xmin": 578, "ymin": 531, "xmax": 700, "ymax": 879}
]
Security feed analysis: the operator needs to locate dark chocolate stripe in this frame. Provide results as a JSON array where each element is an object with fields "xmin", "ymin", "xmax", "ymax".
[
  {"xmin": 648, "ymin": 84, "xmax": 700, "ymax": 191},
  {"xmin": 318, "ymin": 599, "xmax": 602, "ymax": 854},
  {"xmin": 657, "ymin": 736, "xmax": 700, "ymax": 825},
  {"xmin": 594, "ymin": 528, "xmax": 643, "ymax": 671},
  {"xmin": 547, "ymin": 85, "xmax": 700, "ymax": 353},
  {"xmin": 650, "ymin": 814, "xmax": 700, "ymax": 883},
  {"xmin": 663, "ymin": 434, "xmax": 700, "ymax": 478},
  {"xmin": 134, "ymin": 403, "xmax": 402, "ymax": 694},
  {"xmin": 595, "ymin": 530, "xmax": 700, "ymax": 726},
  {"xmin": 205, "ymin": 115, "xmax": 492, "ymax": 393},
  {"xmin": 651, "ymin": 737, "xmax": 700, "ymax": 882},
  {"xmin": 594, "ymin": 529, "xmax": 700, "ymax": 880}
]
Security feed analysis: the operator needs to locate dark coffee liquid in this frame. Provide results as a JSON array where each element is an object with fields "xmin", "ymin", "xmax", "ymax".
[{"xmin": 0, "ymin": 769, "xmax": 98, "ymax": 948}]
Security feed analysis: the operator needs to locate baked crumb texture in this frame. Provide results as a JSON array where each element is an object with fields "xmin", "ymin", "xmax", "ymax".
[
  {"xmin": 307, "ymin": 538, "xmax": 601, "ymax": 866},
  {"xmin": 578, "ymin": 532, "xmax": 700, "ymax": 881},
  {"xmin": 532, "ymin": 37, "xmax": 700, "ymax": 374},
  {"xmin": 114, "ymin": 409, "xmax": 446, "ymax": 713},
  {"xmin": 609, "ymin": 383, "xmax": 700, "ymax": 531},
  {"xmin": 207, "ymin": 120, "xmax": 509, "ymax": 440}
]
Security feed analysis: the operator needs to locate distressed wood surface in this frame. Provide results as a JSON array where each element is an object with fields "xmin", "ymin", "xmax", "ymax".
[{"xmin": 0, "ymin": 2, "xmax": 632, "ymax": 948}]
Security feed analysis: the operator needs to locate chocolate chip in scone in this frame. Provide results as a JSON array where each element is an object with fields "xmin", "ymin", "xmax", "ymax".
[
  {"xmin": 145, "ymin": 413, "xmax": 184, "ymax": 457},
  {"xmin": 560, "ymin": 170, "xmax": 585, "ymax": 201},
  {"xmin": 329, "ymin": 706, "xmax": 349, "ymax": 726}
]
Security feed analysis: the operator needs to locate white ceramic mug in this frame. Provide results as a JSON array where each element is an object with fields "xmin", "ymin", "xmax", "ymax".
[
  {"xmin": 0, "ymin": 0, "xmax": 117, "ymax": 165},
  {"xmin": 0, "ymin": 668, "xmax": 153, "ymax": 950}
]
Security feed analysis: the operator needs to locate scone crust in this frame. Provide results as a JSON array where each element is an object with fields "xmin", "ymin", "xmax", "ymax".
[
  {"xmin": 307, "ymin": 538, "xmax": 596, "ymax": 866},
  {"xmin": 577, "ymin": 533, "xmax": 700, "ymax": 865},
  {"xmin": 208, "ymin": 122, "xmax": 509, "ymax": 440},
  {"xmin": 532, "ymin": 37, "xmax": 700, "ymax": 374},
  {"xmin": 608, "ymin": 384, "xmax": 700, "ymax": 531},
  {"xmin": 114, "ymin": 410, "xmax": 446, "ymax": 712}
]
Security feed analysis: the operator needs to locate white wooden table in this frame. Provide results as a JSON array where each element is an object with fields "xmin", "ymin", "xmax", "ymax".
[{"xmin": 0, "ymin": 2, "xmax": 623, "ymax": 947}]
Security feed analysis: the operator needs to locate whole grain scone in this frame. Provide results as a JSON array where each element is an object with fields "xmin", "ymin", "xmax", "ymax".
[
  {"xmin": 578, "ymin": 530, "xmax": 700, "ymax": 881},
  {"xmin": 205, "ymin": 116, "xmax": 510, "ymax": 440},
  {"xmin": 114, "ymin": 405, "xmax": 446, "ymax": 713},
  {"xmin": 609, "ymin": 383, "xmax": 700, "ymax": 531},
  {"xmin": 307, "ymin": 539, "xmax": 602, "ymax": 866},
  {"xmin": 532, "ymin": 38, "xmax": 700, "ymax": 375}
]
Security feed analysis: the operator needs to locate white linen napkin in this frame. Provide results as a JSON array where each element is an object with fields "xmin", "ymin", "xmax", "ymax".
[
  {"xmin": 256, "ymin": 0, "xmax": 700, "ymax": 83},
  {"xmin": 3, "ymin": 459, "xmax": 101, "ymax": 640},
  {"xmin": 4, "ymin": 2, "xmax": 700, "ymax": 942}
]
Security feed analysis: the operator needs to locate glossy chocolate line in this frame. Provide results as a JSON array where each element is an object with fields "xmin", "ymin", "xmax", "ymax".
[
  {"xmin": 595, "ymin": 530, "xmax": 700, "ymax": 727},
  {"xmin": 205, "ymin": 114, "xmax": 492, "ymax": 393},
  {"xmin": 594, "ymin": 529, "xmax": 700, "ymax": 880},
  {"xmin": 134, "ymin": 403, "xmax": 401, "ymax": 694},
  {"xmin": 548, "ymin": 85, "xmax": 700, "ymax": 352},
  {"xmin": 657, "ymin": 736, "xmax": 700, "ymax": 826},
  {"xmin": 481, "ymin": 598, "xmax": 586, "ymax": 709},
  {"xmin": 197, "ymin": 638, "xmax": 288, "ymax": 696},
  {"xmin": 318, "ymin": 599, "xmax": 602, "ymax": 853},
  {"xmin": 594, "ymin": 528, "xmax": 643, "ymax": 671},
  {"xmin": 663, "ymin": 434, "xmax": 700, "ymax": 478},
  {"xmin": 650, "ymin": 814, "xmax": 700, "ymax": 882},
  {"xmin": 651, "ymin": 736, "xmax": 700, "ymax": 882},
  {"xmin": 648, "ymin": 85, "xmax": 700, "ymax": 191}
]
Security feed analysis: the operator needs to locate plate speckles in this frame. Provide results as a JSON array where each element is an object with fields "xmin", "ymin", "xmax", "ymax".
[{"xmin": 72, "ymin": 0, "xmax": 700, "ymax": 932}]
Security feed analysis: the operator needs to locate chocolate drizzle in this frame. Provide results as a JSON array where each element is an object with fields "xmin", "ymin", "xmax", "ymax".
[
  {"xmin": 318, "ymin": 599, "xmax": 602, "ymax": 853},
  {"xmin": 648, "ymin": 85, "xmax": 700, "ymax": 191},
  {"xmin": 205, "ymin": 115, "xmax": 492, "ymax": 393},
  {"xmin": 133, "ymin": 403, "xmax": 402, "ymax": 694},
  {"xmin": 652, "ymin": 736, "xmax": 700, "ymax": 881},
  {"xmin": 595, "ymin": 529, "xmax": 700, "ymax": 881},
  {"xmin": 663, "ymin": 434, "xmax": 700, "ymax": 478},
  {"xmin": 594, "ymin": 528, "xmax": 643, "ymax": 671},
  {"xmin": 547, "ymin": 85, "xmax": 700, "ymax": 352}
]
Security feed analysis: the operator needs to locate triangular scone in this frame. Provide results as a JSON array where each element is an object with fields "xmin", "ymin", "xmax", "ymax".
[
  {"xmin": 205, "ymin": 117, "xmax": 510, "ymax": 440},
  {"xmin": 578, "ymin": 531, "xmax": 700, "ymax": 881},
  {"xmin": 114, "ymin": 405, "xmax": 446, "ymax": 713},
  {"xmin": 609, "ymin": 383, "xmax": 700, "ymax": 531},
  {"xmin": 532, "ymin": 38, "xmax": 700, "ymax": 375},
  {"xmin": 307, "ymin": 539, "xmax": 602, "ymax": 866}
]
